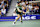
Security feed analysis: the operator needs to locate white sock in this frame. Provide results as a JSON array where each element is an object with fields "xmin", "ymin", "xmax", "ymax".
[
  {"xmin": 20, "ymin": 20, "xmax": 22, "ymax": 21},
  {"xmin": 14, "ymin": 20, "xmax": 16, "ymax": 22}
]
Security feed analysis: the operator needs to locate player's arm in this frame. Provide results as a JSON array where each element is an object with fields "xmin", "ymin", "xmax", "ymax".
[
  {"xmin": 17, "ymin": 8, "xmax": 22, "ymax": 12},
  {"xmin": 26, "ymin": 8, "xmax": 29, "ymax": 13},
  {"xmin": 23, "ymin": 11, "xmax": 25, "ymax": 14},
  {"xmin": 26, "ymin": 8, "xmax": 29, "ymax": 12}
]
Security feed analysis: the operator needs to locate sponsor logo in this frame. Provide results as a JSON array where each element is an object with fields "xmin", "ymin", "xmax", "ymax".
[{"xmin": 15, "ymin": 16, "xmax": 36, "ymax": 20}]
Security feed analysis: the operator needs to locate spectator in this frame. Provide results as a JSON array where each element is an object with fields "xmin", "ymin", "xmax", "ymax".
[
  {"xmin": 0, "ymin": 0, "xmax": 4, "ymax": 10},
  {"xmin": 34, "ymin": 5, "xmax": 39, "ymax": 14},
  {"xmin": 21, "ymin": 1, "xmax": 26, "ymax": 6},
  {"xmin": 25, "ymin": 1, "xmax": 28, "ymax": 6},
  {"xmin": 0, "ymin": 0, "xmax": 11, "ymax": 16},
  {"xmin": 28, "ymin": 3, "xmax": 33, "ymax": 11},
  {"xmin": 1, "ymin": 7, "xmax": 6, "ymax": 16},
  {"xmin": 4, "ymin": 0, "xmax": 8, "ymax": 13}
]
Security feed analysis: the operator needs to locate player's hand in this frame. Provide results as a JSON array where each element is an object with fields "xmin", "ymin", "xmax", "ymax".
[{"xmin": 23, "ymin": 11, "xmax": 25, "ymax": 14}]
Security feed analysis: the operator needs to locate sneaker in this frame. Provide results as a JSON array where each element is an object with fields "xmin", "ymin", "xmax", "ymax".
[
  {"xmin": 21, "ymin": 21, "xmax": 23, "ymax": 23},
  {"xmin": 13, "ymin": 22, "xmax": 16, "ymax": 25}
]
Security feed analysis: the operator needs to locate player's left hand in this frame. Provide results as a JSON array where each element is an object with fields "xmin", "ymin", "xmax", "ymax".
[{"xmin": 23, "ymin": 11, "xmax": 25, "ymax": 14}]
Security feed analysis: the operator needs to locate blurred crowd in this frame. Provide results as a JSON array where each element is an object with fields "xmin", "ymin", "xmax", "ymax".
[
  {"xmin": 0, "ymin": 0, "xmax": 12, "ymax": 16},
  {"xmin": 16, "ymin": 0, "xmax": 40, "ymax": 15}
]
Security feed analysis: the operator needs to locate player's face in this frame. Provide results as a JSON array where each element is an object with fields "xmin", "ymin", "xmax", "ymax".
[{"xmin": 18, "ymin": 3, "xmax": 20, "ymax": 6}]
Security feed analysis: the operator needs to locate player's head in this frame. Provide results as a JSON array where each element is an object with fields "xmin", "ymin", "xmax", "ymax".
[{"xmin": 17, "ymin": 2, "xmax": 20, "ymax": 6}]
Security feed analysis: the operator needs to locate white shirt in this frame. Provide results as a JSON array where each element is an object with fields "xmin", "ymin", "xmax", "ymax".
[
  {"xmin": 29, "ymin": 5, "xmax": 33, "ymax": 9},
  {"xmin": 21, "ymin": 2, "xmax": 25, "ymax": 5},
  {"xmin": 26, "ymin": 5, "xmax": 33, "ymax": 11},
  {"xmin": 1, "ymin": 9, "xmax": 6, "ymax": 14}
]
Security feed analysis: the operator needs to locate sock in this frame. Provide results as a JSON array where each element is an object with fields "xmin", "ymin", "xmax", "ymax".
[
  {"xmin": 20, "ymin": 20, "xmax": 22, "ymax": 22},
  {"xmin": 14, "ymin": 20, "xmax": 16, "ymax": 22}
]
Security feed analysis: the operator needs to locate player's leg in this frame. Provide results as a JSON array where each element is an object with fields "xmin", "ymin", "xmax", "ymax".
[
  {"xmin": 14, "ymin": 14, "xmax": 20, "ymax": 24},
  {"xmin": 16, "ymin": 14, "xmax": 20, "ymax": 21},
  {"xmin": 20, "ymin": 15, "xmax": 23, "ymax": 23}
]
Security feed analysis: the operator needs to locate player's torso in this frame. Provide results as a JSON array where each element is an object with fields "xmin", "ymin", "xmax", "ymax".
[{"xmin": 16, "ymin": 6, "xmax": 22, "ymax": 12}]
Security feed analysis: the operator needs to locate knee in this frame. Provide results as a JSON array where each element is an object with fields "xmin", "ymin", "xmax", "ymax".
[
  {"xmin": 18, "ymin": 16, "xmax": 20, "ymax": 18},
  {"xmin": 17, "ymin": 14, "xmax": 20, "ymax": 18}
]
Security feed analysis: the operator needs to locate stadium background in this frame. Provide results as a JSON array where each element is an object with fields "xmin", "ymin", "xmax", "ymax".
[
  {"xmin": 0, "ymin": 0, "xmax": 40, "ymax": 21},
  {"xmin": 0, "ymin": 0, "xmax": 40, "ymax": 27}
]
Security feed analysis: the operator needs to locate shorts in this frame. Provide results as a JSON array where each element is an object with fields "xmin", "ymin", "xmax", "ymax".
[{"xmin": 16, "ymin": 12, "xmax": 23, "ymax": 15}]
